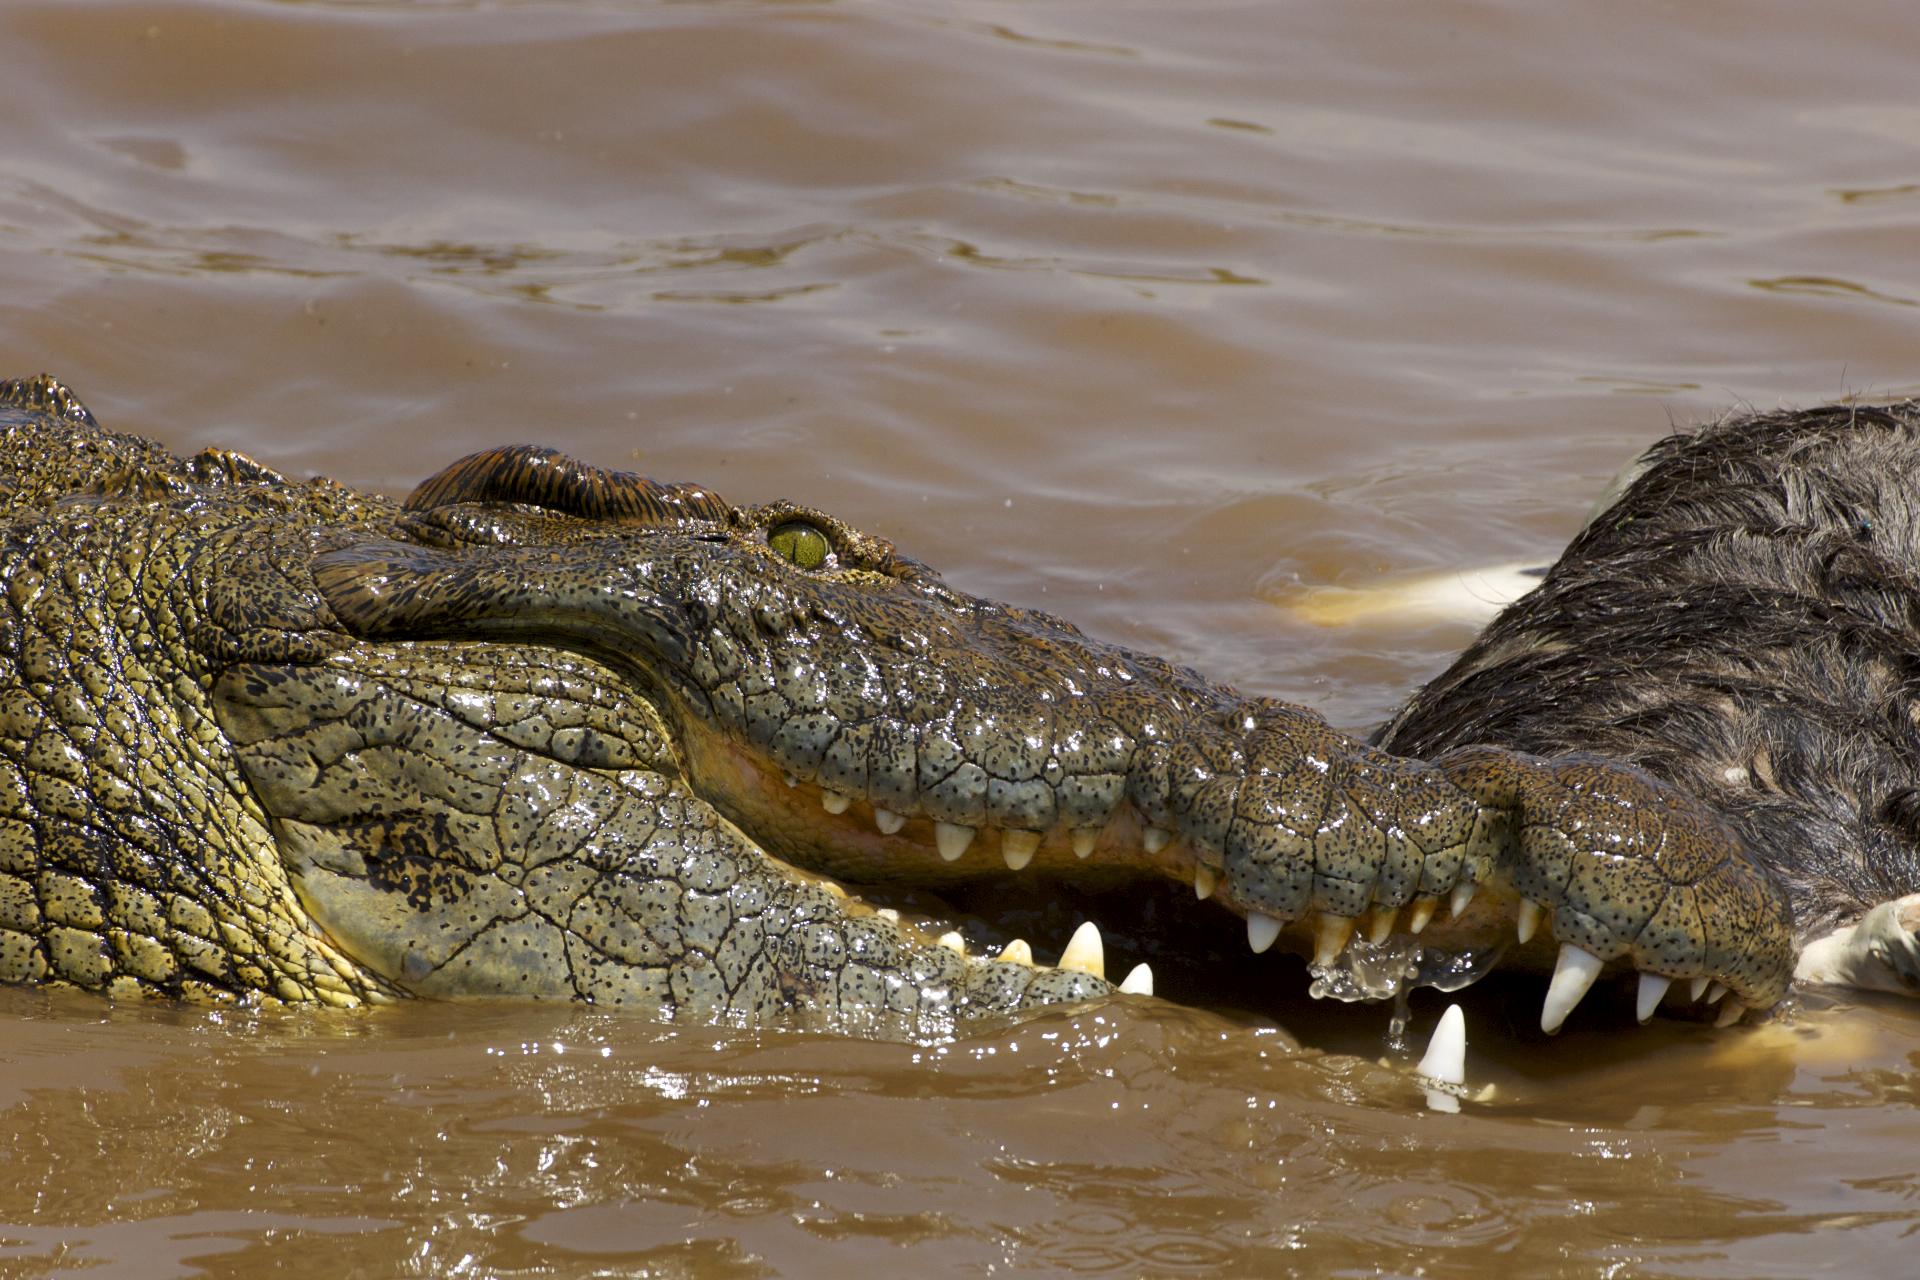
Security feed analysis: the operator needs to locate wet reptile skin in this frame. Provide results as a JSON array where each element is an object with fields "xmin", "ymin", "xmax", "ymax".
[{"xmin": 0, "ymin": 375, "xmax": 1796, "ymax": 1022}]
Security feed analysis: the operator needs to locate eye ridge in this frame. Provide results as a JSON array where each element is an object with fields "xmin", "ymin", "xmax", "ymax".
[{"xmin": 768, "ymin": 520, "xmax": 831, "ymax": 570}]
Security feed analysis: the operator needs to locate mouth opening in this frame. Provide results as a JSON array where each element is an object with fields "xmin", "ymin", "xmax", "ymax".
[{"xmin": 681, "ymin": 728, "xmax": 1746, "ymax": 1056}]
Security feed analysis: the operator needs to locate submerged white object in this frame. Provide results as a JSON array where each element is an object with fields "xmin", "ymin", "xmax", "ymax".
[{"xmin": 1288, "ymin": 561, "xmax": 1543, "ymax": 628}]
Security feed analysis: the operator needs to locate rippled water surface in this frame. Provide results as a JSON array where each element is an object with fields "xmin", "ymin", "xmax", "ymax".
[{"xmin": 6, "ymin": 1, "xmax": 1920, "ymax": 1275}]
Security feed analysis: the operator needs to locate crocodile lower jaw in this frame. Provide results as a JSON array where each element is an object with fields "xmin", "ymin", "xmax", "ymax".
[{"xmin": 683, "ymin": 726, "xmax": 1754, "ymax": 1034}]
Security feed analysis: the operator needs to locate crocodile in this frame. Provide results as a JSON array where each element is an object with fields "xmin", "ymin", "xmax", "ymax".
[{"xmin": 0, "ymin": 373, "xmax": 1912, "ymax": 1039}]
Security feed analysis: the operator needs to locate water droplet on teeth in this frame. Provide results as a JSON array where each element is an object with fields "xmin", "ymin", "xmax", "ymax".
[
  {"xmin": 995, "ymin": 938, "xmax": 1033, "ymax": 965},
  {"xmin": 1540, "ymin": 943, "xmax": 1605, "ymax": 1033},
  {"xmin": 1143, "ymin": 827, "xmax": 1172, "ymax": 854},
  {"xmin": 1417, "ymin": 1004, "xmax": 1467, "ymax": 1085},
  {"xmin": 1193, "ymin": 863, "xmax": 1217, "ymax": 901},
  {"xmin": 1636, "ymin": 972, "xmax": 1673, "ymax": 1023},
  {"xmin": 1058, "ymin": 920, "xmax": 1104, "ymax": 978},
  {"xmin": 1367, "ymin": 905, "xmax": 1397, "ymax": 945},
  {"xmin": 1690, "ymin": 976, "xmax": 1709, "ymax": 1002},
  {"xmin": 935, "ymin": 822, "xmax": 975, "ymax": 861},
  {"xmin": 1001, "ymin": 829, "xmax": 1041, "ymax": 870},
  {"xmin": 1517, "ymin": 898, "xmax": 1545, "ymax": 944},
  {"xmin": 1070, "ymin": 828, "xmax": 1098, "ymax": 858},
  {"xmin": 1118, "ymin": 963, "xmax": 1154, "ymax": 996},
  {"xmin": 875, "ymin": 807, "xmax": 906, "ymax": 835},
  {"xmin": 1247, "ymin": 912, "xmax": 1282, "ymax": 954},
  {"xmin": 1408, "ymin": 898, "xmax": 1438, "ymax": 934},
  {"xmin": 1450, "ymin": 882, "xmax": 1476, "ymax": 918},
  {"xmin": 821, "ymin": 790, "xmax": 852, "ymax": 814},
  {"xmin": 1314, "ymin": 913, "xmax": 1356, "ymax": 967}
]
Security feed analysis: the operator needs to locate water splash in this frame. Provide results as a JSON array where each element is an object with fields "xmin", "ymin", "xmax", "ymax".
[{"xmin": 1306, "ymin": 936, "xmax": 1506, "ymax": 1004}]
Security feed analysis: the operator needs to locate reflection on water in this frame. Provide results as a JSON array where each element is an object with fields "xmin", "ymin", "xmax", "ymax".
[
  {"xmin": 5, "ymin": 987, "xmax": 1920, "ymax": 1277},
  {"xmin": 5, "ymin": 0, "xmax": 1920, "ymax": 1275}
]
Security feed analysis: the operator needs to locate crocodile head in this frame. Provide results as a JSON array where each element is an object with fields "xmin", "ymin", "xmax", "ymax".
[{"xmin": 289, "ymin": 445, "xmax": 1794, "ymax": 1032}]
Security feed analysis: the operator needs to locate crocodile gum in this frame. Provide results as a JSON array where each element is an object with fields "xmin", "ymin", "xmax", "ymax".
[{"xmin": 15, "ymin": 373, "xmax": 1917, "ymax": 1040}]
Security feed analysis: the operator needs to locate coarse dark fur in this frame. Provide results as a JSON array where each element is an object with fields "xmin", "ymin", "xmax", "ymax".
[{"xmin": 1375, "ymin": 402, "xmax": 1920, "ymax": 944}]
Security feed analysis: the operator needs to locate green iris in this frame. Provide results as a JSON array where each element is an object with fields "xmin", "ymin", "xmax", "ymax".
[{"xmin": 769, "ymin": 522, "xmax": 830, "ymax": 570}]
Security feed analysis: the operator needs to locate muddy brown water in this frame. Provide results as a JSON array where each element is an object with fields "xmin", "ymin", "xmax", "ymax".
[{"xmin": 6, "ymin": 1, "xmax": 1920, "ymax": 1275}]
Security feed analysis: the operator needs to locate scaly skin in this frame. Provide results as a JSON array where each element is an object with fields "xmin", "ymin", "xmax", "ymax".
[
  {"xmin": 0, "ymin": 375, "xmax": 1798, "ymax": 1028},
  {"xmin": 0, "ymin": 377, "xmax": 1103, "ymax": 1025}
]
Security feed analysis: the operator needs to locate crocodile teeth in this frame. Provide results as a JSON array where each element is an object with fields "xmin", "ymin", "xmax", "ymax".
[
  {"xmin": 937, "ymin": 931, "xmax": 966, "ymax": 953},
  {"xmin": 1058, "ymin": 921, "xmax": 1104, "ymax": 978},
  {"xmin": 875, "ymin": 807, "xmax": 907, "ymax": 835},
  {"xmin": 935, "ymin": 822, "xmax": 975, "ymax": 862},
  {"xmin": 785, "ymin": 773, "xmax": 800, "ymax": 788},
  {"xmin": 1417, "ymin": 1004, "xmax": 1467, "ymax": 1085},
  {"xmin": 1002, "ymin": 830, "xmax": 1042, "ymax": 871},
  {"xmin": 1367, "ymin": 906, "xmax": 1398, "ymax": 945},
  {"xmin": 1247, "ymin": 912, "xmax": 1283, "ymax": 954},
  {"xmin": 996, "ymin": 938, "xmax": 1033, "ymax": 965},
  {"xmin": 1314, "ymin": 914, "xmax": 1356, "ymax": 967},
  {"xmin": 1408, "ymin": 898, "xmax": 1439, "ymax": 934},
  {"xmin": 1705, "ymin": 982, "xmax": 1727, "ymax": 1005},
  {"xmin": 1689, "ymin": 976, "xmax": 1709, "ymax": 1002},
  {"xmin": 1449, "ymin": 882, "xmax": 1477, "ymax": 919},
  {"xmin": 821, "ymin": 790, "xmax": 852, "ymax": 815},
  {"xmin": 1541, "ymin": 943, "xmax": 1605, "ymax": 1033},
  {"xmin": 1516, "ymin": 898, "xmax": 1545, "ymax": 944},
  {"xmin": 1070, "ymin": 828, "xmax": 1099, "ymax": 859},
  {"xmin": 1143, "ymin": 827, "xmax": 1172, "ymax": 854},
  {"xmin": 1193, "ymin": 863, "xmax": 1218, "ymax": 900},
  {"xmin": 1118, "ymin": 963, "xmax": 1154, "ymax": 996},
  {"xmin": 1417, "ymin": 1004, "xmax": 1469, "ymax": 1115},
  {"xmin": 1635, "ymin": 972, "xmax": 1672, "ymax": 1023},
  {"xmin": 1714, "ymin": 1000, "xmax": 1746, "ymax": 1028}
]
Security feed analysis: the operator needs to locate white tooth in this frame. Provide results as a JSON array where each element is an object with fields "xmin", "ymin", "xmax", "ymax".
[
  {"xmin": 937, "ymin": 931, "xmax": 966, "ymax": 953},
  {"xmin": 1706, "ymin": 982, "xmax": 1727, "ymax": 1005},
  {"xmin": 785, "ymin": 773, "xmax": 800, "ymax": 788},
  {"xmin": 1194, "ymin": 864, "xmax": 1218, "ymax": 900},
  {"xmin": 875, "ymin": 807, "xmax": 907, "ymax": 835},
  {"xmin": 1314, "ymin": 914, "xmax": 1356, "ymax": 967},
  {"xmin": 821, "ymin": 790, "xmax": 852, "ymax": 815},
  {"xmin": 1540, "ymin": 943, "xmax": 1606, "ymax": 1033},
  {"xmin": 1635, "ymin": 972, "xmax": 1672, "ymax": 1023},
  {"xmin": 1143, "ymin": 827, "xmax": 1172, "ymax": 854},
  {"xmin": 1247, "ymin": 912, "xmax": 1282, "ymax": 954},
  {"xmin": 995, "ymin": 939, "xmax": 1033, "ymax": 965},
  {"xmin": 1517, "ymin": 898, "xmax": 1545, "ymax": 944},
  {"xmin": 877, "ymin": 908, "xmax": 900, "ymax": 921},
  {"xmin": 1071, "ymin": 828, "xmax": 1099, "ymax": 859},
  {"xmin": 1118, "ymin": 963, "xmax": 1154, "ymax": 996},
  {"xmin": 935, "ymin": 822, "xmax": 975, "ymax": 862},
  {"xmin": 1714, "ymin": 1000, "xmax": 1746, "ymax": 1028},
  {"xmin": 1416, "ymin": 1003, "xmax": 1467, "ymax": 1085},
  {"xmin": 1408, "ymin": 898, "xmax": 1439, "ymax": 934},
  {"xmin": 1368, "ymin": 906, "xmax": 1398, "ymax": 945},
  {"xmin": 1002, "ymin": 829, "xmax": 1042, "ymax": 871},
  {"xmin": 1690, "ymin": 976, "xmax": 1709, "ymax": 1002},
  {"xmin": 1058, "ymin": 921, "xmax": 1104, "ymax": 978},
  {"xmin": 1450, "ymin": 881, "xmax": 1477, "ymax": 918}
]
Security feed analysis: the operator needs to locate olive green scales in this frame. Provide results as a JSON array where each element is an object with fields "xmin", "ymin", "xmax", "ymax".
[{"xmin": 0, "ymin": 375, "xmax": 1799, "ymax": 1033}]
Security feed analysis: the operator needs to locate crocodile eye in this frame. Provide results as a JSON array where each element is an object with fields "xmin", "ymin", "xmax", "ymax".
[{"xmin": 768, "ymin": 522, "xmax": 830, "ymax": 570}]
